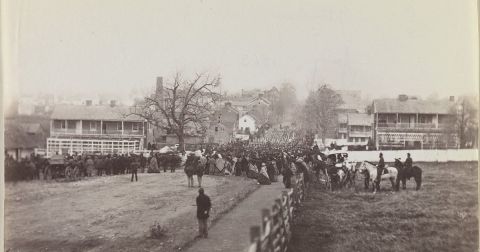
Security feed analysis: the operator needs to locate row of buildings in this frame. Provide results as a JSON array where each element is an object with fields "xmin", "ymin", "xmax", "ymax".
[
  {"xmin": 4, "ymin": 77, "xmax": 465, "ymax": 159},
  {"xmin": 330, "ymin": 95, "xmax": 458, "ymax": 150}
]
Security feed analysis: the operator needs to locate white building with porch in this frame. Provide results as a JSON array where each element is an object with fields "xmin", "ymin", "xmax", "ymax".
[
  {"xmin": 373, "ymin": 95, "xmax": 458, "ymax": 150},
  {"xmin": 47, "ymin": 104, "xmax": 146, "ymax": 155}
]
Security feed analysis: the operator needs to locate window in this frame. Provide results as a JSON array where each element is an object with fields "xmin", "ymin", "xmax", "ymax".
[
  {"xmin": 244, "ymin": 119, "xmax": 247, "ymax": 122},
  {"xmin": 132, "ymin": 123, "xmax": 139, "ymax": 131},
  {"xmin": 89, "ymin": 121, "xmax": 97, "ymax": 131},
  {"xmin": 117, "ymin": 122, "xmax": 122, "ymax": 131},
  {"xmin": 215, "ymin": 126, "xmax": 218, "ymax": 132},
  {"xmin": 67, "ymin": 121, "xmax": 76, "ymax": 129}
]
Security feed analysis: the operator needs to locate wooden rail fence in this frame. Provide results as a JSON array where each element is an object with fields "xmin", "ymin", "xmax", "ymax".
[{"xmin": 246, "ymin": 173, "xmax": 306, "ymax": 252}]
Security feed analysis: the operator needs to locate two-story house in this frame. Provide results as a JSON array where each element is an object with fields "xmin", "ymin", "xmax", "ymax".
[
  {"xmin": 47, "ymin": 103, "xmax": 146, "ymax": 155},
  {"xmin": 336, "ymin": 113, "xmax": 373, "ymax": 149},
  {"xmin": 373, "ymin": 95, "xmax": 458, "ymax": 150}
]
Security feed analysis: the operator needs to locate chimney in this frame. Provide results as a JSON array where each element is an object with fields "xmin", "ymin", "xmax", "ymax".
[
  {"xmin": 110, "ymin": 100, "xmax": 116, "ymax": 107},
  {"xmin": 449, "ymin": 96, "xmax": 455, "ymax": 102},
  {"xmin": 85, "ymin": 100, "xmax": 92, "ymax": 106},
  {"xmin": 398, "ymin": 94, "xmax": 408, "ymax": 101},
  {"xmin": 156, "ymin": 77, "xmax": 163, "ymax": 95}
]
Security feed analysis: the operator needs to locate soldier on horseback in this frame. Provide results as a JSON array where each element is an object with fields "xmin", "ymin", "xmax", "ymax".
[
  {"xmin": 375, "ymin": 152, "xmax": 385, "ymax": 184},
  {"xmin": 405, "ymin": 153, "xmax": 413, "ymax": 172}
]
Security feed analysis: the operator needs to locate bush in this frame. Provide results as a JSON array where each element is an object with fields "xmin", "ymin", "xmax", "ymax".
[{"xmin": 150, "ymin": 221, "xmax": 167, "ymax": 239}]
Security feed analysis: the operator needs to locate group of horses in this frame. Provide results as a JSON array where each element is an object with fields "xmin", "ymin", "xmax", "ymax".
[{"xmin": 308, "ymin": 153, "xmax": 422, "ymax": 193}]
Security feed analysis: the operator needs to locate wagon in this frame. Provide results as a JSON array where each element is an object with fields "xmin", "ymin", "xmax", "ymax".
[
  {"xmin": 325, "ymin": 150, "xmax": 357, "ymax": 189},
  {"xmin": 45, "ymin": 155, "xmax": 79, "ymax": 181}
]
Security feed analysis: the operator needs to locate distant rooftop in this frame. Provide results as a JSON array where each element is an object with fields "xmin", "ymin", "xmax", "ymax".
[
  {"xmin": 373, "ymin": 97, "xmax": 454, "ymax": 114},
  {"xmin": 51, "ymin": 104, "xmax": 145, "ymax": 121},
  {"xmin": 347, "ymin": 113, "xmax": 373, "ymax": 126},
  {"xmin": 338, "ymin": 113, "xmax": 373, "ymax": 125}
]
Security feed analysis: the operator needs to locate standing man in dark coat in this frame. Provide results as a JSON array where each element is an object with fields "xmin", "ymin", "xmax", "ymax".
[
  {"xmin": 140, "ymin": 153, "xmax": 146, "ymax": 173},
  {"xmin": 282, "ymin": 158, "xmax": 293, "ymax": 189},
  {"xmin": 196, "ymin": 188, "xmax": 211, "ymax": 238},
  {"xmin": 130, "ymin": 157, "xmax": 139, "ymax": 182}
]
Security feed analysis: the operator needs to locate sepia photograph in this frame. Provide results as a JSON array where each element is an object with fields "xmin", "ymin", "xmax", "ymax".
[{"xmin": 1, "ymin": 1, "xmax": 479, "ymax": 251}]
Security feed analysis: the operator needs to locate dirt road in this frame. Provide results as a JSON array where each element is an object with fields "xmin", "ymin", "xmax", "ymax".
[
  {"xmin": 183, "ymin": 179, "xmax": 287, "ymax": 252},
  {"xmin": 5, "ymin": 173, "xmax": 259, "ymax": 252}
]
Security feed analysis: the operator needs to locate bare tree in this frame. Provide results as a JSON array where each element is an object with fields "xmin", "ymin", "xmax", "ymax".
[
  {"xmin": 453, "ymin": 96, "xmax": 478, "ymax": 148},
  {"xmin": 131, "ymin": 73, "xmax": 221, "ymax": 151},
  {"xmin": 302, "ymin": 84, "xmax": 343, "ymax": 144}
]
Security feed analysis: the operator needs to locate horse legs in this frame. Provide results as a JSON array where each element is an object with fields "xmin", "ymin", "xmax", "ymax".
[
  {"xmin": 390, "ymin": 177, "xmax": 396, "ymax": 191},
  {"xmin": 374, "ymin": 179, "xmax": 380, "ymax": 193},
  {"xmin": 187, "ymin": 176, "xmax": 193, "ymax": 187},
  {"xmin": 415, "ymin": 175, "xmax": 422, "ymax": 190},
  {"xmin": 395, "ymin": 175, "xmax": 400, "ymax": 191}
]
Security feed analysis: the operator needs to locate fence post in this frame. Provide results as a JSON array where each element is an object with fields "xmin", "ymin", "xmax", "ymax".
[
  {"xmin": 275, "ymin": 198, "xmax": 286, "ymax": 251},
  {"xmin": 262, "ymin": 208, "xmax": 272, "ymax": 252},
  {"xmin": 283, "ymin": 192, "xmax": 292, "ymax": 246},
  {"xmin": 292, "ymin": 177, "xmax": 298, "ymax": 206},
  {"xmin": 250, "ymin": 225, "xmax": 261, "ymax": 252}
]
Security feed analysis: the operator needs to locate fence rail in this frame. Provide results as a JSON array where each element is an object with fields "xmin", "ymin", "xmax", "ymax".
[{"xmin": 246, "ymin": 173, "xmax": 306, "ymax": 252}]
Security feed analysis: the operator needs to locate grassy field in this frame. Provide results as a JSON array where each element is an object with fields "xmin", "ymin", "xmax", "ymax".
[
  {"xmin": 288, "ymin": 162, "xmax": 478, "ymax": 252},
  {"xmin": 5, "ymin": 173, "xmax": 259, "ymax": 252}
]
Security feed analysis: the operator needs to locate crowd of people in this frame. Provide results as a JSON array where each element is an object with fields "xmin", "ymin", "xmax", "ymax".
[
  {"xmin": 184, "ymin": 138, "xmax": 314, "ymax": 188},
  {"xmin": 4, "ymin": 151, "xmax": 183, "ymax": 182},
  {"xmin": 4, "ymin": 130, "xmax": 318, "ymax": 188}
]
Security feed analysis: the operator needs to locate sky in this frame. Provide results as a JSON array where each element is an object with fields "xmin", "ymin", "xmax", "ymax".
[{"xmin": 2, "ymin": 0, "xmax": 479, "ymax": 106}]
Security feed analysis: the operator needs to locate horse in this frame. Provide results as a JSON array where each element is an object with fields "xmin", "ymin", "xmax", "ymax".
[
  {"xmin": 343, "ymin": 161, "xmax": 358, "ymax": 188},
  {"xmin": 308, "ymin": 153, "xmax": 325, "ymax": 183},
  {"xmin": 359, "ymin": 161, "xmax": 398, "ymax": 193},
  {"xmin": 322, "ymin": 162, "xmax": 347, "ymax": 191},
  {"xmin": 393, "ymin": 158, "xmax": 422, "ymax": 191}
]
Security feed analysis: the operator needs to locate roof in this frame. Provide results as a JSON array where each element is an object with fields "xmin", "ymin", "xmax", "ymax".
[
  {"xmin": 373, "ymin": 99, "xmax": 454, "ymax": 114},
  {"xmin": 224, "ymin": 97, "xmax": 252, "ymax": 106},
  {"xmin": 5, "ymin": 122, "xmax": 47, "ymax": 149},
  {"xmin": 248, "ymin": 96, "xmax": 271, "ymax": 106},
  {"xmin": 50, "ymin": 104, "xmax": 145, "ymax": 121},
  {"xmin": 347, "ymin": 113, "xmax": 373, "ymax": 126}
]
